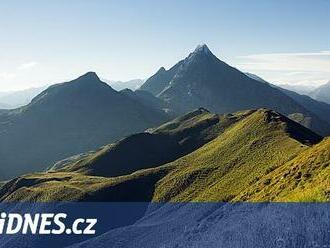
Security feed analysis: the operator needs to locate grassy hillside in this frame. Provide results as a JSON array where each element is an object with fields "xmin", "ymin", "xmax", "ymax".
[
  {"xmin": 152, "ymin": 109, "xmax": 321, "ymax": 202},
  {"xmin": 0, "ymin": 167, "xmax": 169, "ymax": 202},
  {"xmin": 52, "ymin": 108, "xmax": 250, "ymax": 177},
  {"xmin": 0, "ymin": 109, "xmax": 327, "ymax": 203},
  {"xmin": 236, "ymin": 138, "xmax": 330, "ymax": 202}
]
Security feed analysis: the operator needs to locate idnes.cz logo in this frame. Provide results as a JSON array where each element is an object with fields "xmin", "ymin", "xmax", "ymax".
[{"xmin": 0, "ymin": 212, "xmax": 97, "ymax": 235}]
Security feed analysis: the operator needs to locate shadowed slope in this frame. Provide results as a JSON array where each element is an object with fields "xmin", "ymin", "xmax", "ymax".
[{"xmin": 0, "ymin": 72, "xmax": 168, "ymax": 179}]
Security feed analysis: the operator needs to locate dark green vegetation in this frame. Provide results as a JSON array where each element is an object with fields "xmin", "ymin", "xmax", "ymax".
[
  {"xmin": 0, "ymin": 72, "xmax": 168, "ymax": 180},
  {"xmin": 140, "ymin": 45, "xmax": 330, "ymax": 136},
  {"xmin": 0, "ymin": 108, "xmax": 328, "ymax": 202}
]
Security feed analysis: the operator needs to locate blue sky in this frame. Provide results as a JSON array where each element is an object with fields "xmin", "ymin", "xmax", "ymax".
[{"xmin": 0, "ymin": 0, "xmax": 329, "ymax": 91}]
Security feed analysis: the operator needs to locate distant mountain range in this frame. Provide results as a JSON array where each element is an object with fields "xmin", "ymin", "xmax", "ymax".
[
  {"xmin": 245, "ymin": 73, "xmax": 330, "ymax": 135},
  {"xmin": 271, "ymin": 81, "xmax": 330, "ymax": 105},
  {"xmin": 277, "ymin": 83, "xmax": 318, "ymax": 95},
  {"xmin": 309, "ymin": 81, "xmax": 330, "ymax": 104},
  {"xmin": 0, "ymin": 86, "xmax": 47, "ymax": 109},
  {"xmin": 247, "ymin": 75, "xmax": 330, "ymax": 106},
  {"xmin": 0, "ymin": 72, "xmax": 168, "ymax": 180},
  {"xmin": 103, "ymin": 78, "xmax": 145, "ymax": 91},
  {"xmin": 140, "ymin": 44, "xmax": 330, "ymax": 136}
]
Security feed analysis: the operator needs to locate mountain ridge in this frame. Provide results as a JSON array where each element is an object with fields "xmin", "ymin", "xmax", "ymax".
[
  {"xmin": 140, "ymin": 45, "xmax": 330, "ymax": 136},
  {"xmin": 0, "ymin": 72, "xmax": 169, "ymax": 180}
]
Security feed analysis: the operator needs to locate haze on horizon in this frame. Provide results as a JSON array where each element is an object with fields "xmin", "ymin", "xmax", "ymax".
[{"xmin": 0, "ymin": 0, "xmax": 329, "ymax": 91}]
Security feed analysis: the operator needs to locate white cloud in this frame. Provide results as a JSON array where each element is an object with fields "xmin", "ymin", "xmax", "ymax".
[
  {"xmin": 0, "ymin": 72, "xmax": 16, "ymax": 80},
  {"xmin": 18, "ymin": 61, "xmax": 38, "ymax": 70},
  {"xmin": 0, "ymin": 62, "xmax": 38, "ymax": 91},
  {"xmin": 236, "ymin": 51, "xmax": 330, "ymax": 86}
]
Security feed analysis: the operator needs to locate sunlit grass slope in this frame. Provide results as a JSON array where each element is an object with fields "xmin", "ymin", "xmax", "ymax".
[
  {"xmin": 0, "ymin": 167, "xmax": 169, "ymax": 202},
  {"xmin": 152, "ymin": 109, "xmax": 322, "ymax": 202},
  {"xmin": 236, "ymin": 138, "xmax": 330, "ymax": 202}
]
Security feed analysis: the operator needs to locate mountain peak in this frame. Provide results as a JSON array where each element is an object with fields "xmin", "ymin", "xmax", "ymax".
[
  {"xmin": 71, "ymin": 71, "xmax": 108, "ymax": 88},
  {"xmin": 30, "ymin": 72, "xmax": 109, "ymax": 106},
  {"xmin": 157, "ymin": 67, "xmax": 166, "ymax": 73},
  {"xmin": 78, "ymin": 71, "xmax": 100, "ymax": 81},
  {"xmin": 185, "ymin": 44, "xmax": 214, "ymax": 62},
  {"xmin": 193, "ymin": 44, "xmax": 211, "ymax": 55}
]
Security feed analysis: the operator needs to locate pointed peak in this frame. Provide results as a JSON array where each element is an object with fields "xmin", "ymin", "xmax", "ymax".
[
  {"xmin": 157, "ymin": 67, "xmax": 166, "ymax": 73},
  {"xmin": 78, "ymin": 71, "xmax": 100, "ymax": 81},
  {"xmin": 193, "ymin": 44, "xmax": 211, "ymax": 55},
  {"xmin": 185, "ymin": 44, "xmax": 214, "ymax": 62}
]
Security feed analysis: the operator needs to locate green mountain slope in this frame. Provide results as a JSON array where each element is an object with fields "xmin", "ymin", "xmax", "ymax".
[
  {"xmin": 51, "ymin": 108, "xmax": 249, "ymax": 177},
  {"xmin": 0, "ymin": 109, "xmax": 326, "ymax": 203},
  {"xmin": 236, "ymin": 138, "xmax": 330, "ymax": 202},
  {"xmin": 0, "ymin": 72, "xmax": 168, "ymax": 180},
  {"xmin": 0, "ymin": 168, "xmax": 168, "ymax": 202},
  {"xmin": 152, "ymin": 109, "xmax": 322, "ymax": 202}
]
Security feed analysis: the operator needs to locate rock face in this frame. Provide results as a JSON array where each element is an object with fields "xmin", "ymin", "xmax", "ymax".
[{"xmin": 140, "ymin": 44, "xmax": 330, "ymax": 135}]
